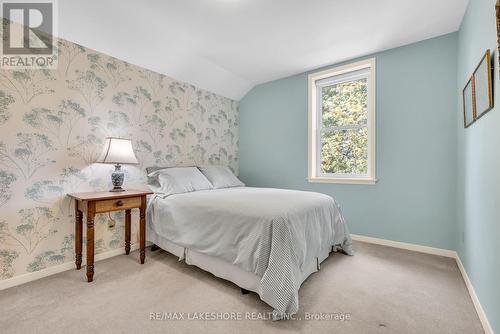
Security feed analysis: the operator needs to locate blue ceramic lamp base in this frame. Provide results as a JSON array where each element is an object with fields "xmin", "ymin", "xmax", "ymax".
[{"xmin": 110, "ymin": 164, "xmax": 126, "ymax": 192}]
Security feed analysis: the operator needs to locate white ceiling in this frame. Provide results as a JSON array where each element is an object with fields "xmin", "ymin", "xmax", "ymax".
[{"xmin": 58, "ymin": 0, "xmax": 468, "ymax": 100}]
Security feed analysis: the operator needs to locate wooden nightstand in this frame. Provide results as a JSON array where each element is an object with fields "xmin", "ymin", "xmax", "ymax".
[{"xmin": 67, "ymin": 190, "xmax": 153, "ymax": 282}]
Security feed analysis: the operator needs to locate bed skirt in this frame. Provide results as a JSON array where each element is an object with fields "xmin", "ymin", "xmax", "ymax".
[{"xmin": 147, "ymin": 226, "xmax": 333, "ymax": 311}]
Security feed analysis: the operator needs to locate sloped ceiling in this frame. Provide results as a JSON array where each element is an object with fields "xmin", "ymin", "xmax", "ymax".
[{"xmin": 58, "ymin": 0, "xmax": 468, "ymax": 100}]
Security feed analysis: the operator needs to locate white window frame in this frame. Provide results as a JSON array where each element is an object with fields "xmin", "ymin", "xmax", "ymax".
[{"xmin": 308, "ymin": 58, "xmax": 376, "ymax": 185}]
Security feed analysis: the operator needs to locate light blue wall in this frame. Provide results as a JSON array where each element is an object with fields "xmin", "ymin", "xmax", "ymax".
[
  {"xmin": 456, "ymin": 0, "xmax": 500, "ymax": 332},
  {"xmin": 239, "ymin": 33, "xmax": 458, "ymax": 250}
]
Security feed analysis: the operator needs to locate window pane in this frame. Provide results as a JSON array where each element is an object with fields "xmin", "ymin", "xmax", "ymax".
[
  {"xmin": 321, "ymin": 127, "xmax": 368, "ymax": 175},
  {"xmin": 322, "ymin": 78, "xmax": 368, "ymax": 128}
]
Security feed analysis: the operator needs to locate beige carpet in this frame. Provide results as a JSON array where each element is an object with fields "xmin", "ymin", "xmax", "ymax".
[{"xmin": 0, "ymin": 241, "xmax": 483, "ymax": 334}]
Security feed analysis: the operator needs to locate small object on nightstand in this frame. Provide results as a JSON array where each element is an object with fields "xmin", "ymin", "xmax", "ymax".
[
  {"xmin": 67, "ymin": 190, "xmax": 153, "ymax": 282},
  {"xmin": 96, "ymin": 137, "xmax": 139, "ymax": 192}
]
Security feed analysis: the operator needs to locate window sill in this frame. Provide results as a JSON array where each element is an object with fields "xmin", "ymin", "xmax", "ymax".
[{"xmin": 307, "ymin": 177, "xmax": 377, "ymax": 185}]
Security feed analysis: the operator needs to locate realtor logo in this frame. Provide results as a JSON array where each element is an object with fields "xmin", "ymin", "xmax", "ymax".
[{"xmin": 1, "ymin": 1, "xmax": 57, "ymax": 69}]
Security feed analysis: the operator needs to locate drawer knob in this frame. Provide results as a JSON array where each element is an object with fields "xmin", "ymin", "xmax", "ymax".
[{"xmin": 116, "ymin": 200, "xmax": 124, "ymax": 207}]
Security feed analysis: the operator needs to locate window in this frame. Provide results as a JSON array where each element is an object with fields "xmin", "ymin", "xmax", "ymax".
[{"xmin": 308, "ymin": 58, "xmax": 376, "ymax": 184}]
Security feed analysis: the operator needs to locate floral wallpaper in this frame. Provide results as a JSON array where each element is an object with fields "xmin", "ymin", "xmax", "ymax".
[{"xmin": 0, "ymin": 38, "xmax": 239, "ymax": 281}]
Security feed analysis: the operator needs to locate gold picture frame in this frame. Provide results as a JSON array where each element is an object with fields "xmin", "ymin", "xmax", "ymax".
[
  {"xmin": 462, "ymin": 50, "xmax": 494, "ymax": 128},
  {"xmin": 463, "ymin": 76, "xmax": 476, "ymax": 128},
  {"xmin": 473, "ymin": 50, "xmax": 494, "ymax": 120}
]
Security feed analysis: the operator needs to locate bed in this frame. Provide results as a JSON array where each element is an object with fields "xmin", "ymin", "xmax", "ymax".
[{"xmin": 145, "ymin": 166, "xmax": 353, "ymax": 319}]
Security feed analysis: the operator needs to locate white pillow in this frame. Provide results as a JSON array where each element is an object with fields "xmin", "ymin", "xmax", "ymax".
[
  {"xmin": 148, "ymin": 167, "xmax": 213, "ymax": 196},
  {"xmin": 198, "ymin": 165, "xmax": 245, "ymax": 189}
]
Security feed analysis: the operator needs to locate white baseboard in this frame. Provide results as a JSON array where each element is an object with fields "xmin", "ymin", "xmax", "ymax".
[
  {"xmin": 0, "ymin": 244, "xmax": 140, "ymax": 291},
  {"xmin": 455, "ymin": 255, "xmax": 494, "ymax": 334},
  {"xmin": 351, "ymin": 234, "xmax": 457, "ymax": 258},
  {"xmin": 352, "ymin": 234, "xmax": 494, "ymax": 334}
]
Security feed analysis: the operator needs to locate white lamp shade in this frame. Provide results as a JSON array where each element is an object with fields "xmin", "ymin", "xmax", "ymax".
[{"xmin": 96, "ymin": 138, "xmax": 139, "ymax": 165}]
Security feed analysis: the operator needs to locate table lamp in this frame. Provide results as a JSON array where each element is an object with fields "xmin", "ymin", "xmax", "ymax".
[{"xmin": 96, "ymin": 137, "xmax": 138, "ymax": 192}]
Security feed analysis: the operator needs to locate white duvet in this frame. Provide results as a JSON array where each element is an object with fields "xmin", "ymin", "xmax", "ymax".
[{"xmin": 147, "ymin": 187, "xmax": 353, "ymax": 316}]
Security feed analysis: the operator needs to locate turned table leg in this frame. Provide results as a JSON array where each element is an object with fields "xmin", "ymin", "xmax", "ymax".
[
  {"xmin": 86, "ymin": 202, "xmax": 95, "ymax": 282},
  {"xmin": 75, "ymin": 201, "xmax": 83, "ymax": 270},
  {"xmin": 125, "ymin": 209, "xmax": 131, "ymax": 255},
  {"xmin": 140, "ymin": 196, "xmax": 146, "ymax": 264}
]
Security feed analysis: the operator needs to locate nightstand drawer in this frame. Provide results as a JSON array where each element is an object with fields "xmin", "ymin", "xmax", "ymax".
[{"xmin": 95, "ymin": 196, "xmax": 142, "ymax": 213}]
